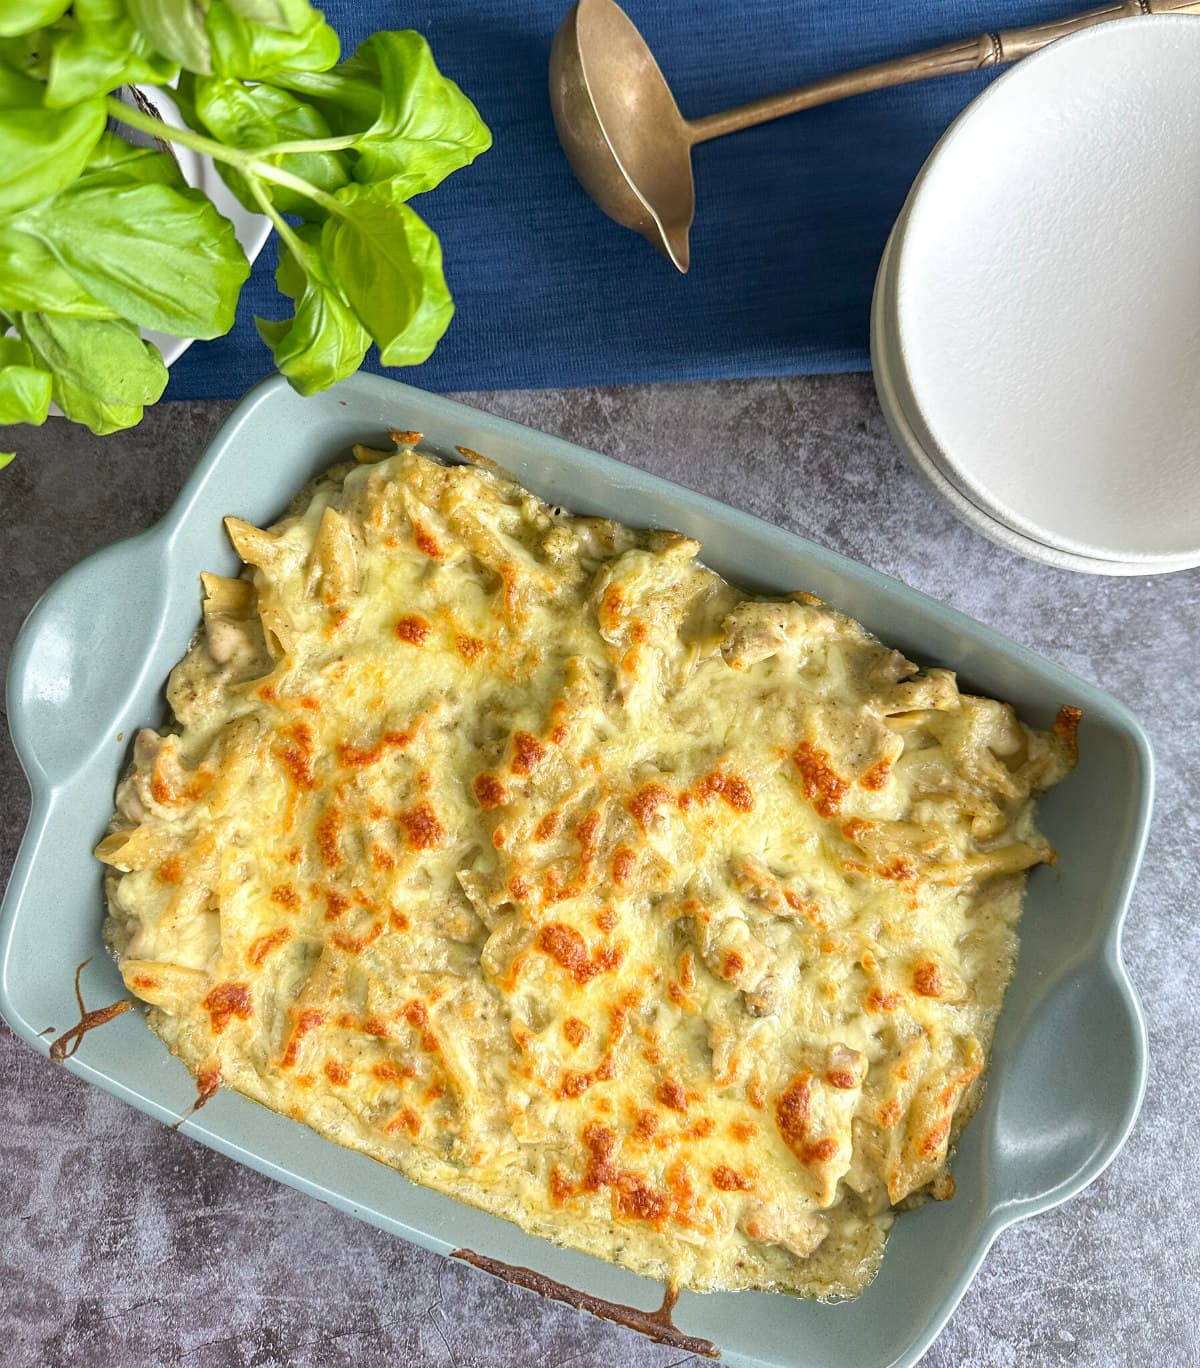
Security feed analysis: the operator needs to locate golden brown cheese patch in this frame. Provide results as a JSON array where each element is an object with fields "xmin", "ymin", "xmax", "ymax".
[
  {"xmin": 511, "ymin": 731, "xmax": 545, "ymax": 776},
  {"xmin": 277, "ymin": 723, "xmax": 317, "ymax": 792},
  {"xmin": 791, "ymin": 742, "xmax": 849, "ymax": 819},
  {"xmin": 101, "ymin": 447, "xmax": 1076, "ymax": 1303},
  {"xmin": 395, "ymin": 615, "xmax": 431, "ymax": 645},
  {"xmin": 536, "ymin": 923, "xmax": 622, "ymax": 986},
  {"xmin": 912, "ymin": 962, "xmax": 943, "ymax": 998},
  {"xmin": 398, "ymin": 802, "xmax": 446, "ymax": 850},
  {"xmin": 248, "ymin": 927, "xmax": 292, "ymax": 966},
  {"xmin": 628, "ymin": 783, "xmax": 672, "ymax": 832},
  {"xmin": 682, "ymin": 770, "xmax": 755, "ymax": 813},
  {"xmin": 203, "ymin": 982, "xmax": 253, "ymax": 1034}
]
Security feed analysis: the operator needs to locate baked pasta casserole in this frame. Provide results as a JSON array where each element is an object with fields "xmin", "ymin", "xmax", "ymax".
[{"xmin": 98, "ymin": 441, "xmax": 1078, "ymax": 1298}]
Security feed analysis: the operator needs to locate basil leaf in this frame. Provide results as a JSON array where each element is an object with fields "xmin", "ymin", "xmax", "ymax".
[
  {"xmin": 348, "ymin": 32, "xmax": 491, "ymax": 193},
  {"xmin": 321, "ymin": 181, "xmax": 453, "ymax": 367},
  {"xmin": 126, "ymin": 0, "xmax": 211, "ymax": 74},
  {"xmin": 15, "ymin": 314, "xmax": 168, "ymax": 434},
  {"xmin": 256, "ymin": 228, "xmax": 369, "ymax": 395},
  {"xmin": 193, "ymin": 78, "xmax": 349, "ymax": 215},
  {"xmin": 0, "ymin": 32, "xmax": 50, "ymax": 88},
  {"xmin": 0, "ymin": 0, "xmax": 71, "ymax": 38},
  {"xmin": 77, "ymin": 130, "xmax": 182, "ymax": 189},
  {"xmin": 275, "ymin": 61, "xmax": 374, "ymax": 130},
  {"xmin": 284, "ymin": 31, "xmax": 490, "ymax": 197},
  {"xmin": 0, "ymin": 335, "xmax": 52, "ymax": 427},
  {"xmin": 227, "ymin": 0, "xmax": 323, "ymax": 29},
  {"xmin": 14, "ymin": 167, "xmax": 250, "ymax": 336},
  {"xmin": 206, "ymin": 0, "xmax": 338, "ymax": 79},
  {"xmin": 0, "ymin": 223, "xmax": 118, "ymax": 318},
  {"xmin": 0, "ymin": 453, "xmax": 15, "ymax": 471},
  {"xmin": 0, "ymin": 97, "xmax": 106, "ymax": 213},
  {"xmin": 224, "ymin": 0, "xmax": 289, "ymax": 26},
  {"xmin": 0, "ymin": 61, "xmax": 54, "ymax": 108},
  {"xmin": 170, "ymin": 67, "xmax": 202, "ymax": 128},
  {"xmin": 46, "ymin": 0, "xmax": 180, "ymax": 107}
]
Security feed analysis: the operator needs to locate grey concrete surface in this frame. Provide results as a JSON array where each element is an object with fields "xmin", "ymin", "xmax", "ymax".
[{"xmin": 2, "ymin": 377, "xmax": 1198, "ymax": 1368}]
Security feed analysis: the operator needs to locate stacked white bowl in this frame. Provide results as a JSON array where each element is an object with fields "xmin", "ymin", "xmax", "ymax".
[{"xmin": 871, "ymin": 15, "xmax": 1200, "ymax": 576}]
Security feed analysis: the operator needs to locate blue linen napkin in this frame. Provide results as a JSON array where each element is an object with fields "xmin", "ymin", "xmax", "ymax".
[{"xmin": 166, "ymin": 0, "xmax": 1077, "ymax": 399}]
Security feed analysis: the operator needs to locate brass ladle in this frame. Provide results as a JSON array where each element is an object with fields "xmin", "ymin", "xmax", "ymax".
[{"xmin": 549, "ymin": 0, "xmax": 1200, "ymax": 272}]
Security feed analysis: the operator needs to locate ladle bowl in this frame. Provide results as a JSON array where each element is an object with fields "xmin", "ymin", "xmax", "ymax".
[{"xmin": 549, "ymin": 0, "xmax": 1200, "ymax": 272}]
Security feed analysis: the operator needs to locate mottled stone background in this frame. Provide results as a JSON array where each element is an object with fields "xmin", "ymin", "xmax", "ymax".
[{"xmin": 2, "ymin": 378, "xmax": 1197, "ymax": 1368}]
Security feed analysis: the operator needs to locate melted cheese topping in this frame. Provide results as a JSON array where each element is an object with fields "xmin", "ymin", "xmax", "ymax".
[{"xmin": 99, "ymin": 446, "xmax": 1078, "ymax": 1298}]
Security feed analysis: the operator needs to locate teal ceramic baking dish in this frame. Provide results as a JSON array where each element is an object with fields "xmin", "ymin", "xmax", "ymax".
[{"xmin": 1, "ymin": 373, "xmax": 1151, "ymax": 1368}]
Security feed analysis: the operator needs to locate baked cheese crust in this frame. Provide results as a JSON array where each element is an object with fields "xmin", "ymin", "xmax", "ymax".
[{"xmin": 99, "ymin": 444, "xmax": 1077, "ymax": 1298}]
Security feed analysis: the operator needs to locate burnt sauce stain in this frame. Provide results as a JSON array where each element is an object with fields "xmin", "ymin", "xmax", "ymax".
[
  {"xmin": 48, "ymin": 960, "xmax": 134, "ymax": 1063},
  {"xmin": 170, "ymin": 1068, "xmax": 223, "ymax": 1130},
  {"xmin": 451, "ymin": 1249, "xmax": 720, "ymax": 1358}
]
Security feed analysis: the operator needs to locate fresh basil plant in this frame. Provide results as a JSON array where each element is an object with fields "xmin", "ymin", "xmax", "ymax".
[{"xmin": 0, "ymin": 0, "xmax": 491, "ymax": 466}]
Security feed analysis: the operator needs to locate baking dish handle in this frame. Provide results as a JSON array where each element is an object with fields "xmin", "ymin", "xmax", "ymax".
[
  {"xmin": 986, "ymin": 953, "xmax": 1147, "ymax": 1227},
  {"xmin": 7, "ymin": 530, "xmax": 173, "ymax": 789}
]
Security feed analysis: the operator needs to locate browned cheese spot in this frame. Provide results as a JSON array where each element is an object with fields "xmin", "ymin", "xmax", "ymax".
[
  {"xmin": 536, "ymin": 922, "xmax": 623, "ymax": 985},
  {"xmin": 156, "ymin": 854, "xmax": 184, "ymax": 885},
  {"xmin": 535, "ymin": 810, "xmax": 561, "ymax": 841},
  {"xmin": 384, "ymin": 1106, "xmax": 422, "ymax": 1137},
  {"xmin": 277, "ymin": 722, "xmax": 316, "ymax": 791},
  {"xmin": 248, "ymin": 928, "xmax": 292, "ymax": 967},
  {"xmin": 395, "ymin": 615, "xmax": 431, "ymax": 645},
  {"xmin": 774, "ymin": 1073, "xmax": 812, "ymax": 1152},
  {"xmin": 280, "ymin": 1010, "xmax": 325, "ymax": 1067},
  {"xmin": 599, "ymin": 584, "xmax": 623, "ymax": 634},
  {"xmin": 324, "ymin": 1058, "xmax": 351, "ymax": 1086},
  {"xmin": 656, "ymin": 1079, "xmax": 688, "ymax": 1113},
  {"xmin": 628, "ymin": 783, "xmax": 672, "ymax": 833},
  {"xmin": 611, "ymin": 846, "xmax": 636, "ymax": 885},
  {"xmin": 686, "ymin": 770, "xmax": 755, "ymax": 813},
  {"xmin": 316, "ymin": 804, "xmax": 343, "ymax": 869},
  {"xmin": 859, "ymin": 759, "xmax": 892, "ymax": 791},
  {"xmin": 511, "ymin": 731, "xmax": 545, "ymax": 776},
  {"xmin": 865, "ymin": 986, "xmax": 901, "ymax": 1013},
  {"xmin": 1054, "ymin": 704, "xmax": 1083, "ymax": 753},
  {"xmin": 576, "ymin": 810, "xmax": 603, "ymax": 869},
  {"xmin": 912, "ymin": 961, "xmax": 943, "ymax": 997},
  {"xmin": 473, "ymin": 772, "xmax": 507, "ymax": 809},
  {"xmin": 203, "ymin": 982, "xmax": 254, "ymax": 1035},
  {"xmin": 324, "ymin": 888, "xmax": 350, "ymax": 921},
  {"xmin": 791, "ymin": 741, "xmax": 849, "ymax": 818},
  {"xmin": 399, "ymin": 801, "xmax": 446, "ymax": 850},
  {"xmin": 270, "ymin": 883, "xmax": 300, "ymax": 911},
  {"xmin": 711, "ymin": 1165, "xmax": 754, "ymax": 1192},
  {"xmin": 412, "ymin": 523, "xmax": 442, "ymax": 559}
]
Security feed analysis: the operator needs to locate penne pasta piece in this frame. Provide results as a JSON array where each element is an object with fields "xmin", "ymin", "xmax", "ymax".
[
  {"xmin": 256, "ymin": 593, "xmax": 294, "ymax": 659},
  {"xmin": 306, "ymin": 506, "xmax": 358, "ymax": 601},
  {"xmin": 98, "ymin": 823, "xmax": 174, "ymax": 875},
  {"xmin": 94, "ymin": 828, "xmax": 134, "ymax": 868},
  {"xmin": 201, "ymin": 571, "xmax": 255, "ymax": 617},
  {"xmin": 353, "ymin": 443, "xmax": 394, "ymax": 464},
  {"xmin": 224, "ymin": 516, "xmax": 285, "ymax": 571},
  {"xmin": 924, "ymin": 843, "xmax": 1049, "ymax": 884},
  {"xmin": 120, "ymin": 959, "xmax": 210, "ymax": 1010}
]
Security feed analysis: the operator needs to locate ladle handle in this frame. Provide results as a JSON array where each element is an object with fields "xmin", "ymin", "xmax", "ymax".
[{"xmin": 688, "ymin": 0, "xmax": 1200, "ymax": 144}]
